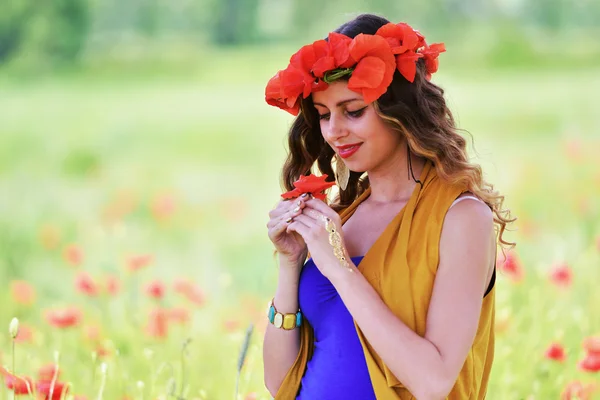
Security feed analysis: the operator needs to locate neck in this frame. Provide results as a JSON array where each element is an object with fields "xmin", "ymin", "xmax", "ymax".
[{"xmin": 365, "ymin": 150, "xmax": 426, "ymax": 204}]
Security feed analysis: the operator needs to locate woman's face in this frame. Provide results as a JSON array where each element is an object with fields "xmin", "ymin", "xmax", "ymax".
[{"xmin": 312, "ymin": 80, "xmax": 403, "ymax": 173}]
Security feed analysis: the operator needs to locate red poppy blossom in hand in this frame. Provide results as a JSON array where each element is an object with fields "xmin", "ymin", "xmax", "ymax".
[
  {"xmin": 45, "ymin": 307, "xmax": 82, "ymax": 329},
  {"xmin": 281, "ymin": 174, "xmax": 336, "ymax": 201},
  {"xmin": 549, "ymin": 262, "xmax": 573, "ymax": 288},
  {"xmin": 544, "ymin": 342, "xmax": 567, "ymax": 362}
]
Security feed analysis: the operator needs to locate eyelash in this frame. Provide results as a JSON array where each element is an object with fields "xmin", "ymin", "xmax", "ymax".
[{"xmin": 318, "ymin": 106, "xmax": 367, "ymax": 121}]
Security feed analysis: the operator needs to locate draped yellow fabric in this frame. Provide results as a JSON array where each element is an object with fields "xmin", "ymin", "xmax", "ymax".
[{"xmin": 275, "ymin": 161, "xmax": 496, "ymax": 399}]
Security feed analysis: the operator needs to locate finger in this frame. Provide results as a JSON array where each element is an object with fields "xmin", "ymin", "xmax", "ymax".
[
  {"xmin": 268, "ymin": 212, "xmax": 298, "ymax": 238},
  {"xmin": 300, "ymin": 208, "xmax": 323, "ymax": 222},
  {"xmin": 269, "ymin": 198, "xmax": 305, "ymax": 219},
  {"xmin": 304, "ymin": 198, "xmax": 339, "ymax": 220},
  {"xmin": 286, "ymin": 219, "xmax": 311, "ymax": 238},
  {"xmin": 267, "ymin": 205, "xmax": 303, "ymax": 229},
  {"xmin": 292, "ymin": 213, "xmax": 320, "ymax": 229}
]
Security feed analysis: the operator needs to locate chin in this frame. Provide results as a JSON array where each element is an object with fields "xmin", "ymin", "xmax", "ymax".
[{"xmin": 344, "ymin": 161, "xmax": 365, "ymax": 173}]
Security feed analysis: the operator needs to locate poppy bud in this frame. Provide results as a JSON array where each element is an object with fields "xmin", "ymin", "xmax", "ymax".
[{"xmin": 9, "ymin": 317, "xmax": 19, "ymax": 339}]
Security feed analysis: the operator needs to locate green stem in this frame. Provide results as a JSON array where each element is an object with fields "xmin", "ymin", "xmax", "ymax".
[{"xmin": 323, "ymin": 68, "xmax": 353, "ymax": 83}]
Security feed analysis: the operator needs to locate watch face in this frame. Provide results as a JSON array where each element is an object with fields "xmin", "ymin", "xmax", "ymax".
[{"xmin": 273, "ymin": 313, "xmax": 283, "ymax": 328}]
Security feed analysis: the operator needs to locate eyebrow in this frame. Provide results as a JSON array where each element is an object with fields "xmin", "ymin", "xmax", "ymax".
[{"xmin": 313, "ymin": 98, "xmax": 361, "ymax": 108}]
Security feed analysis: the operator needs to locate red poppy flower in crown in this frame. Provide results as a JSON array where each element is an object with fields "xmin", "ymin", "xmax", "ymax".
[{"xmin": 265, "ymin": 22, "xmax": 446, "ymax": 116}]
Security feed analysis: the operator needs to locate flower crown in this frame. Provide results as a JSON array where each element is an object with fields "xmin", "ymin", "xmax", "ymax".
[{"xmin": 265, "ymin": 22, "xmax": 445, "ymax": 116}]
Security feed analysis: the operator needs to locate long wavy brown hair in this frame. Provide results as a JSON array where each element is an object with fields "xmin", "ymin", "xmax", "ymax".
[{"xmin": 280, "ymin": 14, "xmax": 516, "ymax": 250}]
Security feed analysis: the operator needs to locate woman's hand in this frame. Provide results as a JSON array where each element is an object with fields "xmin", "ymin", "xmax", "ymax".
[
  {"xmin": 267, "ymin": 194, "xmax": 310, "ymax": 266},
  {"xmin": 286, "ymin": 197, "xmax": 352, "ymax": 278}
]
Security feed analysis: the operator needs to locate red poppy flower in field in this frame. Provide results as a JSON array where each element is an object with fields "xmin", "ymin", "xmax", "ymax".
[
  {"xmin": 75, "ymin": 271, "xmax": 99, "ymax": 296},
  {"xmin": 96, "ymin": 344, "xmax": 111, "ymax": 358},
  {"xmin": 168, "ymin": 307, "xmax": 191, "ymax": 324},
  {"xmin": 497, "ymin": 251, "xmax": 524, "ymax": 283},
  {"xmin": 104, "ymin": 274, "xmax": 120, "ymax": 296},
  {"xmin": 0, "ymin": 367, "xmax": 33, "ymax": 395},
  {"xmin": 583, "ymin": 336, "xmax": 600, "ymax": 355},
  {"xmin": 145, "ymin": 280, "xmax": 165, "ymax": 300},
  {"xmin": 173, "ymin": 279, "xmax": 206, "ymax": 306},
  {"xmin": 37, "ymin": 380, "xmax": 69, "ymax": 400},
  {"xmin": 14, "ymin": 323, "xmax": 33, "ymax": 344},
  {"xmin": 63, "ymin": 244, "xmax": 83, "ymax": 267},
  {"xmin": 151, "ymin": 193, "xmax": 176, "ymax": 221},
  {"xmin": 10, "ymin": 280, "xmax": 36, "ymax": 305},
  {"xmin": 145, "ymin": 308, "xmax": 168, "ymax": 339},
  {"xmin": 126, "ymin": 254, "xmax": 153, "ymax": 272},
  {"xmin": 38, "ymin": 363, "xmax": 60, "ymax": 381},
  {"xmin": 281, "ymin": 174, "xmax": 336, "ymax": 201},
  {"xmin": 544, "ymin": 342, "xmax": 567, "ymax": 362},
  {"xmin": 224, "ymin": 319, "xmax": 240, "ymax": 333},
  {"xmin": 45, "ymin": 307, "xmax": 82, "ymax": 329},
  {"xmin": 561, "ymin": 380, "xmax": 597, "ymax": 400},
  {"xmin": 549, "ymin": 262, "xmax": 573, "ymax": 288},
  {"xmin": 83, "ymin": 324, "xmax": 101, "ymax": 342},
  {"xmin": 579, "ymin": 351, "xmax": 600, "ymax": 373}
]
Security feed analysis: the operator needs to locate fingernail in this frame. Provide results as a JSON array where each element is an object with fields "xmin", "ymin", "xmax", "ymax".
[
  {"xmin": 300, "ymin": 193, "xmax": 309, "ymax": 198},
  {"xmin": 285, "ymin": 217, "xmax": 292, "ymax": 223},
  {"xmin": 296, "ymin": 200, "xmax": 302, "ymax": 206},
  {"xmin": 293, "ymin": 206, "xmax": 300, "ymax": 212}
]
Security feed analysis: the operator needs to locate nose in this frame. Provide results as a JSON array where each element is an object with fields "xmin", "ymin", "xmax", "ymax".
[{"xmin": 322, "ymin": 112, "xmax": 348, "ymax": 142}]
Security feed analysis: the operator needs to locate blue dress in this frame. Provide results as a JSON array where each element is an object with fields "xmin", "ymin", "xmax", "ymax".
[{"xmin": 296, "ymin": 256, "xmax": 376, "ymax": 399}]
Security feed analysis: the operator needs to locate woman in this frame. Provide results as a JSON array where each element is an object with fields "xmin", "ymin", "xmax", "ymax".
[{"xmin": 263, "ymin": 13, "xmax": 515, "ymax": 400}]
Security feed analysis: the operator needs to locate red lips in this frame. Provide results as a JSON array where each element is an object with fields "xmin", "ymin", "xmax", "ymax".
[{"xmin": 337, "ymin": 143, "xmax": 362, "ymax": 159}]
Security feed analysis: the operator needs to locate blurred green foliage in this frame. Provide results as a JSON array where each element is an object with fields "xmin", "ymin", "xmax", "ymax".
[{"xmin": 1, "ymin": 0, "xmax": 600, "ymax": 67}]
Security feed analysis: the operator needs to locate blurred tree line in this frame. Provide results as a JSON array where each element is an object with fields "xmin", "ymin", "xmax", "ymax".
[{"xmin": 1, "ymin": 0, "xmax": 599, "ymax": 64}]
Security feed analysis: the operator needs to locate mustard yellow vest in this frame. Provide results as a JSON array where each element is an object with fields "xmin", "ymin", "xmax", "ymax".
[{"xmin": 275, "ymin": 161, "xmax": 495, "ymax": 399}]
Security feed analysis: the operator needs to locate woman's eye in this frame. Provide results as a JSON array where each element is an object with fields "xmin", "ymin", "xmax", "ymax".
[
  {"xmin": 318, "ymin": 113, "xmax": 330, "ymax": 121},
  {"xmin": 347, "ymin": 106, "xmax": 367, "ymax": 118}
]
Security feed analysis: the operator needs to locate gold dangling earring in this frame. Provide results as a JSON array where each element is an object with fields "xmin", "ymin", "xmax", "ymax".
[{"xmin": 335, "ymin": 154, "xmax": 350, "ymax": 191}]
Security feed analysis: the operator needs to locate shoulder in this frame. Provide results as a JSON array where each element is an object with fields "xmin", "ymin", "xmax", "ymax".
[
  {"xmin": 439, "ymin": 192, "xmax": 495, "ymax": 267},
  {"xmin": 446, "ymin": 192, "xmax": 493, "ymax": 227}
]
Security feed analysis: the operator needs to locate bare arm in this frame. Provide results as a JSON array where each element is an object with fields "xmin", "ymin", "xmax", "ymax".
[
  {"xmin": 263, "ymin": 195, "xmax": 311, "ymax": 396},
  {"xmin": 262, "ymin": 255, "xmax": 304, "ymax": 396}
]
